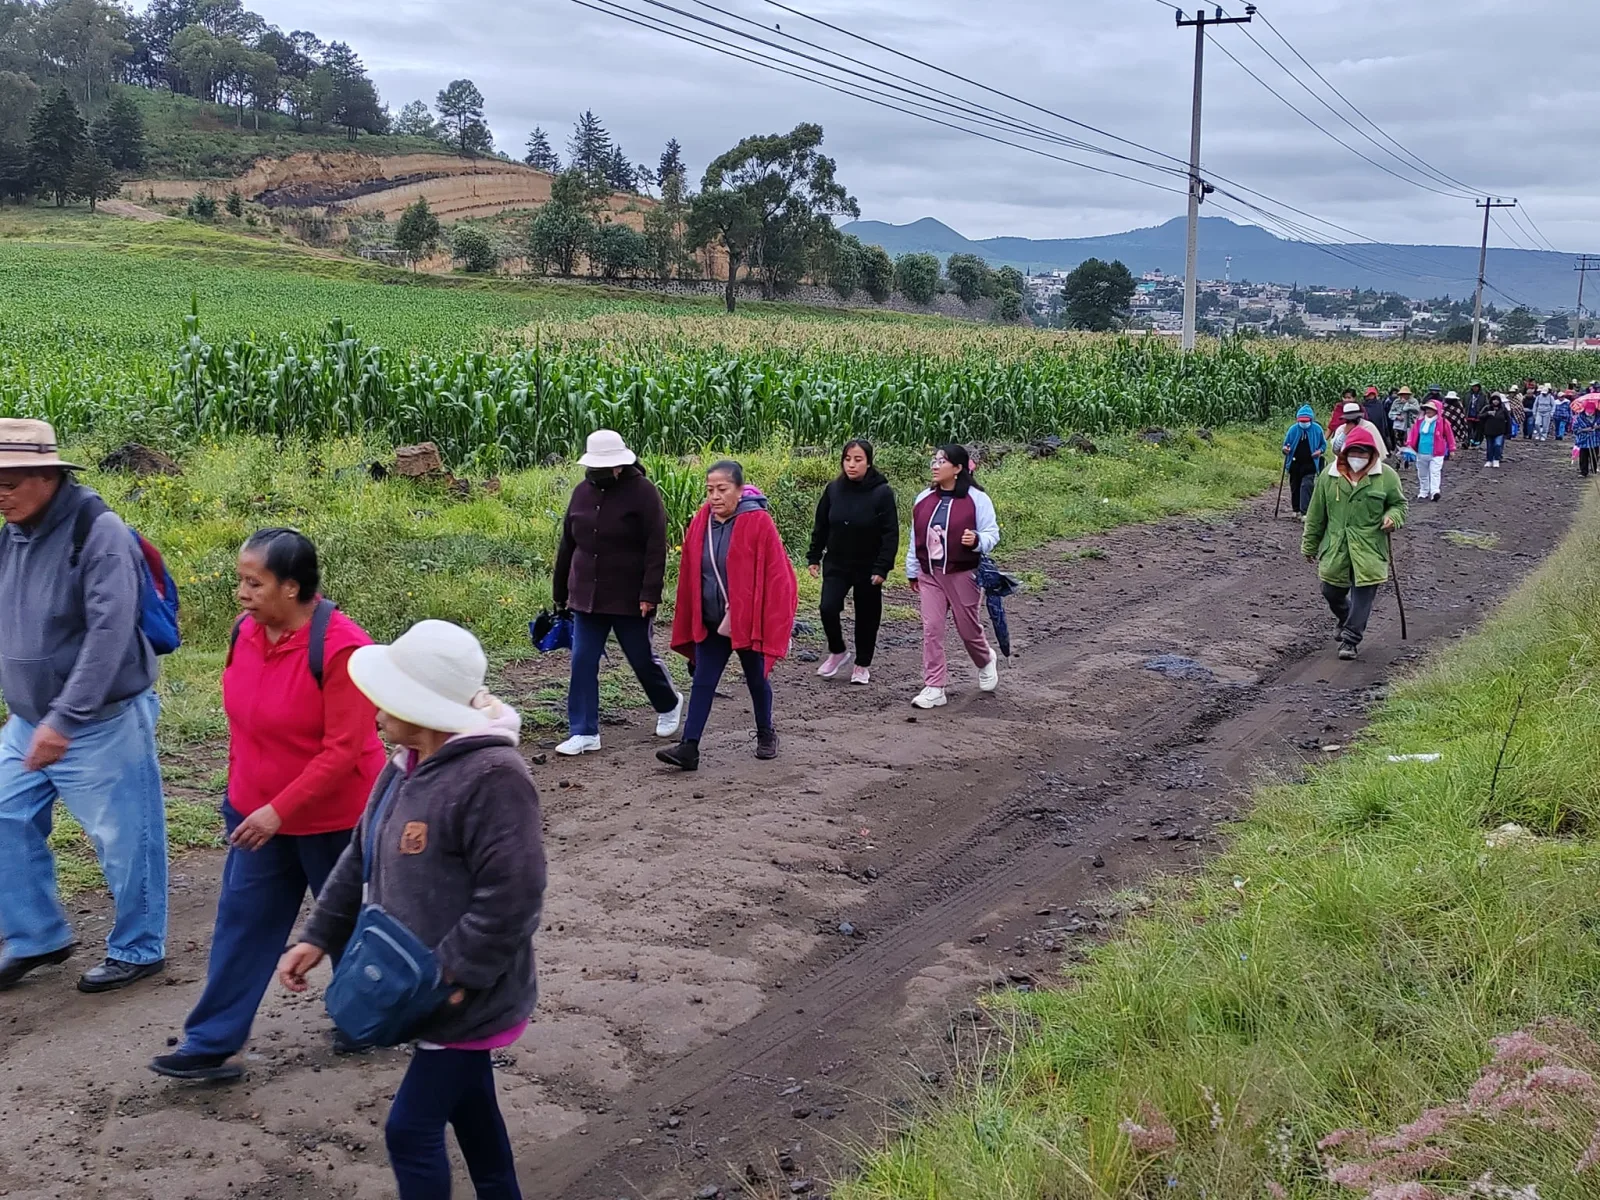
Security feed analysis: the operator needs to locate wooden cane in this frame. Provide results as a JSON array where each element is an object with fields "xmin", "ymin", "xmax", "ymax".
[
  {"xmin": 1386, "ymin": 530, "xmax": 1408, "ymax": 641},
  {"xmin": 1273, "ymin": 461, "xmax": 1287, "ymax": 518}
]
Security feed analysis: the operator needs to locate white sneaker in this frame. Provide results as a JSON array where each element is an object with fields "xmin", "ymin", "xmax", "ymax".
[
  {"xmin": 977, "ymin": 657, "xmax": 999, "ymax": 692},
  {"xmin": 912, "ymin": 687, "xmax": 947, "ymax": 709},
  {"xmin": 817, "ymin": 652, "xmax": 851, "ymax": 679},
  {"xmin": 654, "ymin": 692, "xmax": 685, "ymax": 738},
  {"xmin": 556, "ymin": 734, "xmax": 601, "ymax": 756},
  {"xmin": 850, "ymin": 665, "xmax": 871, "ymax": 685}
]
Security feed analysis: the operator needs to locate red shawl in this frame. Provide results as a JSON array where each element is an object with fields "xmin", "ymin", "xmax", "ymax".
[{"xmin": 670, "ymin": 503, "xmax": 798, "ymax": 676}]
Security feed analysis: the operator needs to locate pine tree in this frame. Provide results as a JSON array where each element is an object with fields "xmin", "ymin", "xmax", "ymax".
[
  {"xmin": 70, "ymin": 145, "xmax": 118, "ymax": 213},
  {"xmin": 567, "ymin": 111, "xmax": 612, "ymax": 186},
  {"xmin": 0, "ymin": 140, "xmax": 34, "ymax": 204},
  {"xmin": 393, "ymin": 100, "xmax": 437, "ymax": 139},
  {"xmin": 524, "ymin": 127, "xmax": 560, "ymax": 172},
  {"xmin": 657, "ymin": 138, "xmax": 685, "ymax": 188},
  {"xmin": 94, "ymin": 94, "xmax": 146, "ymax": 171},
  {"xmin": 27, "ymin": 89, "xmax": 86, "ymax": 207},
  {"xmin": 435, "ymin": 79, "xmax": 487, "ymax": 156},
  {"xmin": 603, "ymin": 144, "xmax": 639, "ymax": 193}
]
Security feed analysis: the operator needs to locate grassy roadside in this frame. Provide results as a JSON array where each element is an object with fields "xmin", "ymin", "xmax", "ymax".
[
  {"xmin": 42, "ymin": 427, "xmax": 1276, "ymax": 888},
  {"xmin": 841, "ymin": 496, "xmax": 1600, "ymax": 1197}
]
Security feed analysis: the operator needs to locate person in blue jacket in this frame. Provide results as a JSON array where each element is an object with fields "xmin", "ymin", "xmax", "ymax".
[{"xmin": 1282, "ymin": 405, "xmax": 1327, "ymax": 518}]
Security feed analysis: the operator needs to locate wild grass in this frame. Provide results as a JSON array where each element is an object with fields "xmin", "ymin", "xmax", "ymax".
[{"xmin": 840, "ymin": 495, "xmax": 1600, "ymax": 1198}]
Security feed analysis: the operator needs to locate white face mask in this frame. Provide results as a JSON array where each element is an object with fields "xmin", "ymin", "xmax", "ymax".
[{"xmin": 1346, "ymin": 454, "xmax": 1372, "ymax": 473}]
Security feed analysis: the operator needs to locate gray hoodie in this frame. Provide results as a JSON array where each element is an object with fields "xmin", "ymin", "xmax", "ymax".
[
  {"xmin": 0, "ymin": 477, "xmax": 156, "ymax": 735},
  {"xmin": 301, "ymin": 702, "xmax": 546, "ymax": 1045},
  {"xmin": 700, "ymin": 489, "xmax": 770, "ymax": 633}
]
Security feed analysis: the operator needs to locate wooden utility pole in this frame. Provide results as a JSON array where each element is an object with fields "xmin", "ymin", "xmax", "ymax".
[
  {"xmin": 1574, "ymin": 255, "xmax": 1600, "ymax": 350},
  {"xmin": 1175, "ymin": 5, "xmax": 1255, "ymax": 352},
  {"xmin": 1470, "ymin": 196, "xmax": 1517, "ymax": 367}
]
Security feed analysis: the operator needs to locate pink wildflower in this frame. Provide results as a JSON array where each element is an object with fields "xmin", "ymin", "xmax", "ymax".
[
  {"xmin": 1319, "ymin": 1128, "xmax": 1370, "ymax": 1152},
  {"xmin": 1265, "ymin": 1183, "xmax": 1287, "ymax": 1199},
  {"xmin": 1118, "ymin": 1101, "xmax": 1177, "ymax": 1155},
  {"xmin": 1372, "ymin": 1105, "xmax": 1460, "ymax": 1153},
  {"xmin": 1368, "ymin": 1184, "xmax": 1442, "ymax": 1200},
  {"xmin": 1467, "ymin": 1069, "xmax": 1508, "ymax": 1110},
  {"xmin": 1526, "ymin": 1064, "xmax": 1598, "ymax": 1096},
  {"xmin": 1576, "ymin": 1120, "xmax": 1600, "ymax": 1175},
  {"xmin": 1489, "ymin": 1030, "xmax": 1560, "ymax": 1069}
]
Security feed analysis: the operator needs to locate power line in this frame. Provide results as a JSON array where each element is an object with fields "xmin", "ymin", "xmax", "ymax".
[
  {"xmin": 1490, "ymin": 213, "xmax": 1537, "ymax": 254},
  {"xmin": 1508, "ymin": 205, "xmax": 1560, "ymax": 255}
]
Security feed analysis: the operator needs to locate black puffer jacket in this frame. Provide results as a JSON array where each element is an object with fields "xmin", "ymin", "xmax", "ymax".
[
  {"xmin": 806, "ymin": 470, "xmax": 899, "ymax": 578},
  {"xmin": 302, "ymin": 731, "xmax": 546, "ymax": 1045}
]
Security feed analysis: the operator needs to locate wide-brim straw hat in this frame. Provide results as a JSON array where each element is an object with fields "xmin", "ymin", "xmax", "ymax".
[
  {"xmin": 348, "ymin": 620, "xmax": 491, "ymax": 734},
  {"xmin": 578, "ymin": 429, "xmax": 637, "ymax": 469},
  {"xmin": 1397, "ymin": 386, "xmax": 1413, "ymax": 396},
  {"xmin": 0, "ymin": 419, "xmax": 82, "ymax": 471}
]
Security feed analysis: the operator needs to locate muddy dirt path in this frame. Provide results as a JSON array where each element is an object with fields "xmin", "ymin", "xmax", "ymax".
[{"xmin": 0, "ymin": 442, "xmax": 1584, "ymax": 1200}]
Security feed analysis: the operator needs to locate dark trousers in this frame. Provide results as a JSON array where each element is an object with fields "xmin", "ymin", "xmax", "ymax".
[
  {"xmin": 181, "ymin": 803, "xmax": 350, "ymax": 1056},
  {"xmin": 1523, "ymin": 418, "xmax": 1536, "ymax": 439},
  {"xmin": 1582, "ymin": 447, "xmax": 1599, "ymax": 478},
  {"xmin": 683, "ymin": 632, "xmax": 772, "ymax": 742},
  {"xmin": 1321, "ymin": 581, "xmax": 1380, "ymax": 647},
  {"xmin": 567, "ymin": 611, "xmax": 679, "ymax": 737},
  {"xmin": 1466, "ymin": 417, "xmax": 1481, "ymax": 446},
  {"xmin": 386, "ymin": 1048, "xmax": 521, "ymax": 1200},
  {"xmin": 1288, "ymin": 467, "xmax": 1316, "ymax": 514},
  {"xmin": 819, "ymin": 570, "xmax": 884, "ymax": 666}
]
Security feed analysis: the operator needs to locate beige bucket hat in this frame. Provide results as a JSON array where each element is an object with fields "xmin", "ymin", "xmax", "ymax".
[{"xmin": 0, "ymin": 419, "xmax": 82, "ymax": 471}]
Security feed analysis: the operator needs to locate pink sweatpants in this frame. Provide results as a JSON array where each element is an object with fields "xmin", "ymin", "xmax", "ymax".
[{"xmin": 918, "ymin": 568, "xmax": 994, "ymax": 688}]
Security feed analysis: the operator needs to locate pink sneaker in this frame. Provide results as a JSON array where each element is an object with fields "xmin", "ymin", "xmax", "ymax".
[
  {"xmin": 850, "ymin": 665, "xmax": 871, "ymax": 685},
  {"xmin": 817, "ymin": 652, "xmax": 850, "ymax": 679}
]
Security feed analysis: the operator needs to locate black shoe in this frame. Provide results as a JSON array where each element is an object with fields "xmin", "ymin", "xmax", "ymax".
[
  {"xmin": 0, "ymin": 942, "xmax": 76, "ymax": 991},
  {"xmin": 332, "ymin": 1028, "xmax": 374, "ymax": 1056},
  {"xmin": 656, "ymin": 739, "xmax": 700, "ymax": 771},
  {"xmin": 1338, "ymin": 642, "xmax": 1358, "ymax": 660},
  {"xmin": 78, "ymin": 957, "xmax": 165, "ymax": 994},
  {"xmin": 756, "ymin": 728, "xmax": 779, "ymax": 760},
  {"xmin": 149, "ymin": 1051, "xmax": 243, "ymax": 1082}
]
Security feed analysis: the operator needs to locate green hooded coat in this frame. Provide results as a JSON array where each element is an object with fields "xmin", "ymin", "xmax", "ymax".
[{"xmin": 1301, "ymin": 459, "xmax": 1407, "ymax": 587}]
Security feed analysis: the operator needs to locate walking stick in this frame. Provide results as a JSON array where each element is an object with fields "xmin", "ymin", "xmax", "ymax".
[
  {"xmin": 1386, "ymin": 530, "xmax": 1408, "ymax": 641},
  {"xmin": 1273, "ymin": 460, "xmax": 1287, "ymax": 518}
]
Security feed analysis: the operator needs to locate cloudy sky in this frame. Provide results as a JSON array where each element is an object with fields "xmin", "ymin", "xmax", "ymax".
[{"xmin": 249, "ymin": 0, "xmax": 1597, "ymax": 252}]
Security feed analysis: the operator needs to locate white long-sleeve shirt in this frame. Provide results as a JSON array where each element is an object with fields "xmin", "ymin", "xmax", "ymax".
[{"xmin": 905, "ymin": 487, "xmax": 1000, "ymax": 580}]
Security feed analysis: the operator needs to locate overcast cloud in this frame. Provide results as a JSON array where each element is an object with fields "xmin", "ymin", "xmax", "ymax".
[{"xmin": 247, "ymin": 0, "xmax": 1598, "ymax": 251}]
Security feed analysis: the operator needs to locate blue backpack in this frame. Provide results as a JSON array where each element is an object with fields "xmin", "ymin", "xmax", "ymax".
[{"xmin": 71, "ymin": 497, "xmax": 182, "ymax": 656}]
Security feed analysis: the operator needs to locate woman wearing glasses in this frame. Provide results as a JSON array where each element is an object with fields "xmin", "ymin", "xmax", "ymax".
[{"xmin": 905, "ymin": 445, "xmax": 1000, "ymax": 709}]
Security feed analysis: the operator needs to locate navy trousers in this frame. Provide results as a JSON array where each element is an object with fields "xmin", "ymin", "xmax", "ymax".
[
  {"xmin": 180, "ymin": 803, "xmax": 351, "ymax": 1056},
  {"xmin": 683, "ymin": 632, "xmax": 773, "ymax": 741},
  {"xmin": 567, "ymin": 612, "xmax": 680, "ymax": 737},
  {"xmin": 386, "ymin": 1048, "xmax": 522, "ymax": 1199}
]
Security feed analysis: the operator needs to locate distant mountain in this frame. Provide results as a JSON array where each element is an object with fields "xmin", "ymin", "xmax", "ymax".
[{"xmin": 841, "ymin": 215, "xmax": 1581, "ymax": 311}]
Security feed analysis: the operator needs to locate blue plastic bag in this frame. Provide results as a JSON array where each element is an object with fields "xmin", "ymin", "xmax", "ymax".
[{"xmin": 529, "ymin": 609, "xmax": 574, "ymax": 653}]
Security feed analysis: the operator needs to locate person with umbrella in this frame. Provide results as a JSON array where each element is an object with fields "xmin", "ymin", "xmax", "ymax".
[
  {"xmin": 1302, "ymin": 427, "xmax": 1407, "ymax": 662},
  {"xmin": 1574, "ymin": 395, "xmax": 1600, "ymax": 477}
]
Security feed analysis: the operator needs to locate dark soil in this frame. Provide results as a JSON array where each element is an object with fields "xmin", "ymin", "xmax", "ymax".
[{"xmin": 0, "ymin": 443, "xmax": 1582, "ymax": 1200}]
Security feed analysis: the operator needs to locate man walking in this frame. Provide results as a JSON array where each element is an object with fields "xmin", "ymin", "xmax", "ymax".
[
  {"xmin": 1464, "ymin": 381, "xmax": 1487, "ymax": 447},
  {"xmin": 0, "ymin": 420, "xmax": 167, "ymax": 992}
]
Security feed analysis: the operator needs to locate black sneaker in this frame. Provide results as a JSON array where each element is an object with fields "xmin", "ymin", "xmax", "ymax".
[
  {"xmin": 0, "ymin": 942, "xmax": 76, "ymax": 991},
  {"xmin": 756, "ymin": 728, "xmax": 779, "ymax": 760},
  {"xmin": 656, "ymin": 740, "xmax": 700, "ymax": 771},
  {"xmin": 1338, "ymin": 642, "xmax": 1358, "ymax": 660},
  {"xmin": 78, "ymin": 958, "xmax": 165, "ymax": 994},
  {"xmin": 150, "ymin": 1051, "xmax": 243, "ymax": 1082}
]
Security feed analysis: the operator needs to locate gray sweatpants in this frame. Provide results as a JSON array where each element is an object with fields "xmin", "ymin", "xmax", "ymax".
[{"xmin": 1321, "ymin": 581, "xmax": 1380, "ymax": 647}]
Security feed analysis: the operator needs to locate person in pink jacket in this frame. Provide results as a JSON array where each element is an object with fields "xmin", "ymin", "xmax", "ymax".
[{"xmin": 1403, "ymin": 397, "xmax": 1458, "ymax": 503}]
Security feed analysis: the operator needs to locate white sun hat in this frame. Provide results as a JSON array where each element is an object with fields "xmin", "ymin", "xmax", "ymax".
[
  {"xmin": 578, "ymin": 429, "xmax": 637, "ymax": 469},
  {"xmin": 348, "ymin": 620, "xmax": 491, "ymax": 734}
]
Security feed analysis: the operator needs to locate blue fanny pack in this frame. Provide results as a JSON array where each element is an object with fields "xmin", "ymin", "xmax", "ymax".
[{"xmin": 324, "ymin": 774, "xmax": 454, "ymax": 1047}]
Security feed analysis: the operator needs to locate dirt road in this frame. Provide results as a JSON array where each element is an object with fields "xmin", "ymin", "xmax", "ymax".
[{"xmin": 0, "ymin": 441, "xmax": 1583, "ymax": 1200}]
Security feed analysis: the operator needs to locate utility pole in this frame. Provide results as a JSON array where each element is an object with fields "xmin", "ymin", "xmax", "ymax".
[
  {"xmin": 1469, "ymin": 196, "xmax": 1517, "ymax": 367},
  {"xmin": 1574, "ymin": 255, "xmax": 1600, "ymax": 350},
  {"xmin": 1176, "ymin": 5, "xmax": 1255, "ymax": 352}
]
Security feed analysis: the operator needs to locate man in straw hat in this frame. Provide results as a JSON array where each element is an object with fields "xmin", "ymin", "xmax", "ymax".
[{"xmin": 0, "ymin": 420, "xmax": 168, "ymax": 993}]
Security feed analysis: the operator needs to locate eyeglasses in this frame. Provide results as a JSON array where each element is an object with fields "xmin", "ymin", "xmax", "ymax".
[{"xmin": 930, "ymin": 455, "xmax": 950, "ymax": 468}]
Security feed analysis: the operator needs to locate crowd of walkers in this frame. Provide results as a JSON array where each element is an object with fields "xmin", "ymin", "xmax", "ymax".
[{"xmin": 0, "ymin": 380, "xmax": 1572, "ymax": 1192}]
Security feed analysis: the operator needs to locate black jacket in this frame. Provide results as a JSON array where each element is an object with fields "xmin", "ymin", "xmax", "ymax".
[
  {"xmin": 302, "ymin": 733, "xmax": 546, "ymax": 1045},
  {"xmin": 806, "ymin": 471, "xmax": 899, "ymax": 578},
  {"xmin": 1480, "ymin": 408, "xmax": 1510, "ymax": 440},
  {"xmin": 553, "ymin": 465, "xmax": 668, "ymax": 615}
]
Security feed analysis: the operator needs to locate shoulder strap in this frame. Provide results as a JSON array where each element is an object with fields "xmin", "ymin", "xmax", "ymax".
[
  {"xmin": 706, "ymin": 519, "xmax": 730, "ymax": 606},
  {"xmin": 362, "ymin": 771, "xmax": 405, "ymax": 893},
  {"xmin": 225, "ymin": 615, "xmax": 246, "ymax": 667},
  {"xmin": 308, "ymin": 598, "xmax": 336, "ymax": 689},
  {"xmin": 69, "ymin": 493, "xmax": 110, "ymax": 569}
]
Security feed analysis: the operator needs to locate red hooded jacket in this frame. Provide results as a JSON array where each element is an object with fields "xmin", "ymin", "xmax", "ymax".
[{"xmin": 670, "ymin": 500, "xmax": 798, "ymax": 676}]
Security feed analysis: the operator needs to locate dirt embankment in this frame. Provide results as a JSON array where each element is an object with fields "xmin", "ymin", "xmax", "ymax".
[{"xmin": 0, "ymin": 443, "xmax": 1582, "ymax": 1200}]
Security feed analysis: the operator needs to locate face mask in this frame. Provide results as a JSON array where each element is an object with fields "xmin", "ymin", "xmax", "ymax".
[
  {"xmin": 1346, "ymin": 454, "xmax": 1372, "ymax": 473},
  {"xmin": 586, "ymin": 468, "xmax": 619, "ymax": 489}
]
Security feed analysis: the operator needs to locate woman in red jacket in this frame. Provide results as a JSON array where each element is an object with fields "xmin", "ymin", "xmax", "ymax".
[
  {"xmin": 659, "ymin": 460, "xmax": 798, "ymax": 772},
  {"xmin": 150, "ymin": 529, "xmax": 386, "ymax": 1082}
]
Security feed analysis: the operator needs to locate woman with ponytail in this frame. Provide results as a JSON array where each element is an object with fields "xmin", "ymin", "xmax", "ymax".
[{"xmin": 905, "ymin": 445, "xmax": 1000, "ymax": 709}]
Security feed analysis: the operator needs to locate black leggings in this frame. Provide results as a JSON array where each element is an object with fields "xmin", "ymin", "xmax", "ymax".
[
  {"xmin": 820, "ymin": 570, "xmax": 884, "ymax": 666},
  {"xmin": 386, "ymin": 1048, "xmax": 520, "ymax": 1199}
]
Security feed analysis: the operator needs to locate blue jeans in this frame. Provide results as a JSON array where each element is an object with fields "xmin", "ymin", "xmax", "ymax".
[
  {"xmin": 1555, "ymin": 417, "xmax": 1570, "ymax": 440},
  {"xmin": 683, "ymin": 632, "xmax": 773, "ymax": 742},
  {"xmin": 567, "ymin": 612, "xmax": 680, "ymax": 737},
  {"xmin": 1486, "ymin": 435, "xmax": 1505, "ymax": 464},
  {"xmin": 180, "ymin": 803, "xmax": 351, "ymax": 1055},
  {"xmin": 387, "ymin": 1048, "xmax": 521, "ymax": 1199},
  {"xmin": 0, "ymin": 689, "xmax": 166, "ymax": 964}
]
